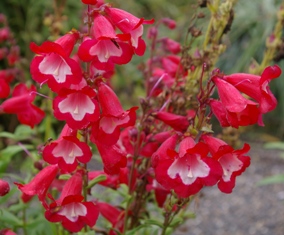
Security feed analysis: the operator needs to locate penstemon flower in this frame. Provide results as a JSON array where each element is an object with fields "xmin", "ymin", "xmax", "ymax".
[
  {"xmin": 30, "ymin": 30, "xmax": 82, "ymax": 92},
  {"xmin": 53, "ymin": 86, "xmax": 100, "ymax": 129},
  {"xmin": 0, "ymin": 83, "xmax": 45, "ymax": 128},
  {"xmin": 153, "ymin": 136, "xmax": 223, "ymax": 198},
  {"xmin": 201, "ymin": 135, "xmax": 251, "ymax": 193},
  {"xmin": 5, "ymin": 1, "xmax": 282, "ymax": 234},
  {"xmin": 45, "ymin": 172, "xmax": 99, "ymax": 232},
  {"xmin": 43, "ymin": 124, "xmax": 92, "ymax": 172}
]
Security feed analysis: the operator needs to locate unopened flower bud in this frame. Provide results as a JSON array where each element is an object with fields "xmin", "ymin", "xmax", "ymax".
[
  {"xmin": 0, "ymin": 179, "xmax": 10, "ymax": 196},
  {"xmin": 147, "ymin": 26, "xmax": 158, "ymax": 39},
  {"xmin": 161, "ymin": 18, "xmax": 176, "ymax": 29}
]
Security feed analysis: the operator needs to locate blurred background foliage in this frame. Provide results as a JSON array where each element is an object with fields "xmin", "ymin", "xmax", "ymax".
[{"xmin": 0, "ymin": 0, "xmax": 284, "ymax": 136}]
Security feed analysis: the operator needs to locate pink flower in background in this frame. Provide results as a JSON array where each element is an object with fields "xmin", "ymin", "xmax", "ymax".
[
  {"xmin": 0, "ymin": 83, "xmax": 45, "ymax": 128},
  {"xmin": 0, "ymin": 229, "xmax": 17, "ymax": 235},
  {"xmin": 0, "ymin": 179, "xmax": 10, "ymax": 196},
  {"xmin": 0, "ymin": 78, "xmax": 10, "ymax": 98}
]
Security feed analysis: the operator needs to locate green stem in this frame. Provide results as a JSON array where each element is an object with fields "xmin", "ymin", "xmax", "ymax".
[{"xmin": 22, "ymin": 206, "xmax": 27, "ymax": 235}]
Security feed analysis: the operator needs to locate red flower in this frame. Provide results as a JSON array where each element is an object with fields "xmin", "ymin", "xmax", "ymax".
[
  {"xmin": 210, "ymin": 77, "xmax": 262, "ymax": 128},
  {"xmin": 0, "ymin": 179, "xmax": 10, "ymax": 196},
  {"xmin": 104, "ymin": 7, "xmax": 154, "ymax": 56},
  {"xmin": 94, "ymin": 141, "xmax": 127, "ymax": 175},
  {"xmin": 43, "ymin": 124, "xmax": 92, "ymax": 172},
  {"xmin": 201, "ymin": 135, "xmax": 251, "ymax": 193},
  {"xmin": 91, "ymin": 82, "xmax": 137, "ymax": 145},
  {"xmin": 0, "ymin": 229, "xmax": 17, "ymax": 235},
  {"xmin": 53, "ymin": 86, "xmax": 100, "ymax": 130},
  {"xmin": 153, "ymin": 111, "xmax": 189, "ymax": 132},
  {"xmin": 30, "ymin": 30, "xmax": 82, "ymax": 92},
  {"xmin": 97, "ymin": 202, "xmax": 125, "ymax": 235},
  {"xmin": 162, "ymin": 38, "xmax": 181, "ymax": 54},
  {"xmin": 78, "ymin": 14, "xmax": 133, "ymax": 65},
  {"xmin": 146, "ymin": 178, "xmax": 170, "ymax": 207},
  {"xmin": 81, "ymin": 0, "xmax": 97, "ymax": 5},
  {"xmin": 0, "ymin": 78, "xmax": 10, "ymax": 98},
  {"xmin": 0, "ymin": 83, "xmax": 45, "ymax": 128},
  {"xmin": 45, "ymin": 172, "xmax": 99, "ymax": 232},
  {"xmin": 209, "ymin": 99, "xmax": 262, "ymax": 128},
  {"xmin": 153, "ymin": 137, "xmax": 222, "ymax": 198},
  {"xmin": 161, "ymin": 18, "xmax": 176, "ymax": 29},
  {"xmin": 15, "ymin": 165, "xmax": 59, "ymax": 207},
  {"xmin": 222, "ymin": 65, "xmax": 281, "ymax": 113}
]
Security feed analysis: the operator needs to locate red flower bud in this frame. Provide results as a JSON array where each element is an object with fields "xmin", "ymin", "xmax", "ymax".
[{"xmin": 0, "ymin": 179, "xmax": 10, "ymax": 196}]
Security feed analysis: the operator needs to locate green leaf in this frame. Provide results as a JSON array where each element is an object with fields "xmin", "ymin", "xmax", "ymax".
[
  {"xmin": 58, "ymin": 174, "xmax": 71, "ymax": 180},
  {"xmin": 257, "ymin": 174, "xmax": 284, "ymax": 185},
  {"xmin": 165, "ymin": 227, "xmax": 174, "ymax": 235},
  {"xmin": 87, "ymin": 174, "xmax": 107, "ymax": 189},
  {"xmin": 125, "ymin": 224, "xmax": 149, "ymax": 235},
  {"xmin": 0, "ymin": 173, "xmax": 31, "ymax": 182},
  {"xmin": 0, "ymin": 208, "xmax": 23, "ymax": 226},
  {"xmin": 263, "ymin": 142, "xmax": 284, "ymax": 150},
  {"xmin": 9, "ymin": 202, "xmax": 28, "ymax": 213},
  {"xmin": 0, "ymin": 144, "xmax": 34, "ymax": 159},
  {"xmin": 77, "ymin": 231, "xmax": 95, "ymax": 235},
  {"xmin": 0, "ymin": 132, "xmax": 16, "ymax": 139},
  {"xmin": 0, "ymin": 144, "xmax": 34, "ymax": 172},
  {"xmin": 26, "ymin": 213, "xmax": 57, "ymax": 235},
  {"xmin": 169, "ymin": 217, "xmax": 183, "ymax": 227},
  {"xmin": 144, "ymin": 219, "xmax": 164, "ymax": 228},
  {"xmin": 14, "ymin": 124, "xmax": 34, "ymax": 140}
]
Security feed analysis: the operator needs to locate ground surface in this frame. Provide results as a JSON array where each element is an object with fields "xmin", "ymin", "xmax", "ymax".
[{"xmin": 174, "ymin": 141, "xmax": 284, "ymax": 235}]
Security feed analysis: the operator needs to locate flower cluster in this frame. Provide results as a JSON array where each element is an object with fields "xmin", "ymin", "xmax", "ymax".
[
  {"xmin": 13, "ymin": 1, "xmax": 154, "ymax": 232},
  {"xmin": 0, "ymin": 0, "xmax": 280, "ymax": 234}
]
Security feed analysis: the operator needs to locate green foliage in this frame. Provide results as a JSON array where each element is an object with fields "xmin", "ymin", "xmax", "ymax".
[{"xmin": 258, "ymin": 174, "xmax": 284, "ymax": 185}]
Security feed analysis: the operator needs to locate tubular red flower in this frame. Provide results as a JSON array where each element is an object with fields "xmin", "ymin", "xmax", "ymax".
[
  {"xmin": 201, "ymin": 135, "xmax": 251, "ymax": 193},
  {"xmin": 97, "ymin": 202, "xmax": 125, "ymax": 235},
  {"xmin": 153, "ymin": 111, "xmax": 189, "ymax": 132},
  {"xmin": 90, "ymin": 82, "xmax": 137, "ymax": 145},
  {"xmin": 210, "ymin": 76, "xmax": 263, "ymax": 128},
  {"xmin": 222, "ymin": 65, "xmax": 281, "ymax": 113},
  {"xmin": 153, "ymin": 137, "xmax": 222, "ymax": 198},
  {"xmin": 43, "ymin": 125, "xmax": 92, "ymax": 172},
  {"xmin": 0, "ymin": 84, "xmax": 45, "ymax": 128},
  {"xmin": 15, "ymin": 165, "xmax": 59, "ymax": 205},
  {"xmin": 45, "ymin": 172, "xmax": 99, "ymax": 233},
  {"xmin": 94, "ymin": 141, "xmax": 127, "ymax": 175},
  {"xmin": 30, "ymin": 30, "xmax": 82, "ymax": 92},
  {"xmin": 104, "ymin": 6, "xmax": 154, "ymax": 55},
  {"xmin": 53, "ymin": 86, "xmax": 100, "ymax": 130}
]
